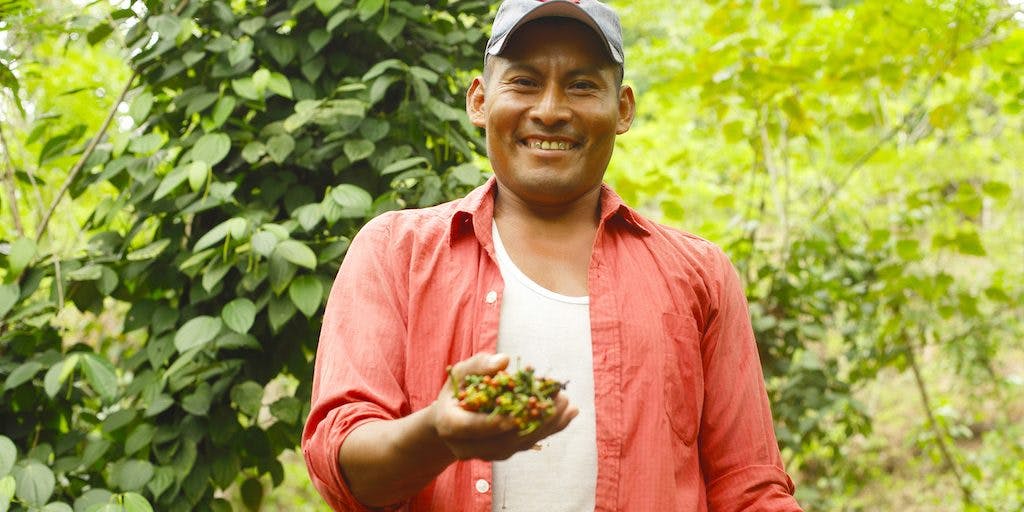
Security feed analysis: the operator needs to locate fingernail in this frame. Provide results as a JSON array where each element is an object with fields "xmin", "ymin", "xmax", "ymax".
[{"xmin": 489, "ymin": 354, "xmax": 505, "ymax": 365}]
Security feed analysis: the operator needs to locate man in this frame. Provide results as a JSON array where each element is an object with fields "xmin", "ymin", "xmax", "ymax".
[{"xmin": 302, "ymin": 1, "xmax": 803, "ymax": 510}]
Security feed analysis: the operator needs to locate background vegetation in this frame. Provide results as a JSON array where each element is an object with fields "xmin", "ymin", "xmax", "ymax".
[{"xmin": 1, "ymin": 0, "xmax": 1021, "ymax": 511}]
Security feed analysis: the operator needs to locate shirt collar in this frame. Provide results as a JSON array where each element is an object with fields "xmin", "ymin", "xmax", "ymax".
[{"xmin": 448, "ymin": 176, "xmax": 651, "ymax": 247}]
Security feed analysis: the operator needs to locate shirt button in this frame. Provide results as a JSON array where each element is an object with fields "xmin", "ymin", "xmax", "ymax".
[
  {"xmin": 475, "ymin": 478, "xmax": 490, "ymax": 493},
  {"xmin": 485, "ymin": 290, "xmax": 497, "ymax": 304}
]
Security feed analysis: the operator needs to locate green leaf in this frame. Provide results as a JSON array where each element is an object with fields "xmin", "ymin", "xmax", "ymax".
[
  {"xmin": 316, "ymin": 0, "xmax": 342, "ymax": 15},
  {"xmin": 450, "ymin": 163, "xmax": 481, "ymax": 186},
  {"xmin": 327, "ymin": 8, "xmax": 354, "ymax": 31},
  {"xmin": 228, "ymin": 37, "xmax": 253, "ymax": 66},
  {"xmin": 240, "ymin": 478, "xmax": 262, "ymax": 512},
  {"xmin": 331, "ymin": 184, "xmax": 372, "ymax": 218},
  {"xmin": 129, "ymin": 133, "xmax": 163, "ymax": 154},
  {"xmin": 241, "ymin": 141, "xmax": 266, "ymax": 163},
  {"xmin": 289, "ymin": 275, "xmax": 324, "ymax": 317},
  {"xmin": 146, "ymin": 467, "xmax": 174, "ymax": 501},
  {"xmin": 182, "ymin": 383, "xmax": 212, "ymax": 416},
  {"xmin": 4, "ymin": 361, "xmax": 43, "ymax": 391},
  {"xmin": 268, "ymin": 252, "xmax": 297, "ymax": 294},
  {"xmin": 215, "ymin": 332, "xmax": 260, "ymax": 350},
  {"xmin": 239, "ymin": 17, "xmax": 266, "ymax": 35},
  {"xmin": 250, "ymin": 231, "xmax": 278, "ymax": 257},
  {"xmin": 0, "ymin": 476, "xmax": 13, "ymax": 512},
  {"xmin": 192, "ymin": 132, "xmax": 231, "ymax": 167},
  {"xmin": 43, "ymin": 357, "xmax": 76, "ymax": 398},
  {"xmin": 129, "ymin": 92, "xmax": 154, "ymax": 126},
  {"xmin": 210, "ymin": 96, "xmax": 236, "ymax": 129},
  {"xmin": 174, "ymin": 316, "xmax": 223, "ymax": 353},
  {"xmin": 187, "ymin": 161, "xmax": 209, "ymax": 191},
  {"xmin": 0, "ymin": 436, "xmax": 15, "ymax": 477},
  {"xmin": 308, "ymin": 29, "xmax": 330, "ymax": 53},
  {"xmin": 194, "ymin": 217, "xmax": 247, "ymax": 251},
  {"xmin": 269, "ymin": 397, "xmax": 301, "ymax": 425},
  {"xmin": 7, "ymin": 237, "xmax": 36, "ymax": 274},
  {"xmin": 122, "ymin": 493, "xmax": 154, "ymax": 512},
  {"xmin": 268, "ymin": 73, "xmax": 293, "ymax": 99},
  {"xmin": 231, "ymin": 77, "xmax": 258, "ymax": 101},
  {"xmin": 266, "ymin": 134, "xmax": 295, "ymax": 163},
  {"xmin": 357, "ymin": 0, "xmax": 384, "ymax": 21},
  {"xmin": 125, "ymin": 425, "xmax": 155, "ymax": 456},
  {"xmin": 252, "ymin": 68, "xmax": 270, "ymax": 93},
  {"xmin": 294, "ymin": 204, "xmax": 323, "ymax": 231},
  {"xmin": 377, "ymin": 15, "xmax": 406, "ymax": 43},
  {"xmin": 81, "ymin": 354, "xmax": 118, "ymax": 402},
  {"xmin": 42, "ymin": 501, "xmax": 72, "ymax": 512},
  {"xmin": 112, "ymin": 460, "xmax": 154, "ymax": 492},
  {"xmin": 954, "ymin": 230, "xmax": 986, "ymax": 256},
  {"xmin": 362, "ymin": 58, "xmax": 404, "ymax": 82},
  {"xmin": 0, "ymin": 283, "xmax": 18, "ymax": 320},
  {"xmin": 343, "ymin": 139, "xmax": 375, "ymax": 162},
  {"xmin": 381, "ymin": 156, "xmax": 428, "ymax": 175},
  {"xmin": 126, "ymin": 239, "xmax": 170, "ymax": 261},
  {"xmin": 231, "ymin": 381, "xmax": 264, "ymax": 417},
  {"xmin": 274, "ymin": 240, "xmax": 317, "ymax": 269},
  {"xmin": 222, "ymin": 298, "xmax": 256, "ymax": 334},
  {"xmin": 268, "ymin": 293, "xmax": 296, "ymax": 332},
  {"xmin": 153, "ymin": 165, "xmax": 188, "ymax": 200},
  {"xmin": 15, "ymin": 461, "xmax": 54, "ymax": 507},
  {"xmin": 68, "ymin": 264, "xmax": 103, "ymax": 281},
  {"xmin": 74, "ymin": 488, "xmax": 112, "ymax": 512}
]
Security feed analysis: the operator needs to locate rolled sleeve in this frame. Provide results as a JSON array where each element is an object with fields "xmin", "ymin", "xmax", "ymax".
[
  {"xmin": 302, "ymin": 214, "xmax": 411, "ymax": 511},
  {"xmin": 698, "ymin": 248, "xmax": 802, "ymax": 512}
]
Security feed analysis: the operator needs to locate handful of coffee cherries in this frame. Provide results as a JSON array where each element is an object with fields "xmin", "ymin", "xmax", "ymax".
[{"xmin": 448, "ymin": 365, "xmax": 565, "ymax": 436}]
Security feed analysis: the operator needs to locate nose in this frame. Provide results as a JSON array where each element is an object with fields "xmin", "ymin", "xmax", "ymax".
[{"xmin": 529, "ymin": 84, "xmax": 571, "ymax": 126}]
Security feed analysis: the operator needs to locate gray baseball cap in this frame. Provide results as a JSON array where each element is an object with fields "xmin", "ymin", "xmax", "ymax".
[{"xmin": 485, "ymin": 0, "xmax": 624, "ymax": 65}]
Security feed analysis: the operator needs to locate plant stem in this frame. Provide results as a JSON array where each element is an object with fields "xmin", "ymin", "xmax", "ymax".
[
  {"xmin": 35, "ymin": 70, "xmax": 138, "ymax": 243},
  {"xmin": 0, "ymin": 122, "xmax": 24, "ymax": 236},
  {"xmin": 905, "ymin": 332, "xmax": 976, "ymax": 507}
]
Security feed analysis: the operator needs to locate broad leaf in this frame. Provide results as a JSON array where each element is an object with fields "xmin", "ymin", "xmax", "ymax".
[{"xmin": 174, "ymin": 316, "xmax": 223, "ymax": 352}]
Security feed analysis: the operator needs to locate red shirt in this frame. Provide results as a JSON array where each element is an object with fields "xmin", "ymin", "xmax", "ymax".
[{"xmin": 303, "ymin": 179, "xmax": 802, "ymax": 511}]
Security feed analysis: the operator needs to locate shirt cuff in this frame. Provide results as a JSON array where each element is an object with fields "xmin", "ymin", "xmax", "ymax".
[
  {"xmin": 303, "ymin": 402, "xmax": 396, "ymax": 511},
  {"xmin": 706, "ymin": 464, "xmax": 803, "ymax": 512}
]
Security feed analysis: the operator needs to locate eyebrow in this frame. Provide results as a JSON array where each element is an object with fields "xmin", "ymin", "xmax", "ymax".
[{"xmin": 500, "ymin": 62, "xmax": 611, "ymax": 81}]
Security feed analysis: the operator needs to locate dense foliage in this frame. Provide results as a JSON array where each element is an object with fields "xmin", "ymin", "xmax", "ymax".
[
  {"xmin": 1, "ymin": 0, "xmax": 489, "ymax": 509},
  {"xmin": 1, "ymin": 0, "xmax": 1022, "ymax": 511}
]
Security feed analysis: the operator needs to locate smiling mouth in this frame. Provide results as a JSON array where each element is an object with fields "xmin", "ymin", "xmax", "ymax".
[{"xmin": 522, "ymin": 138, "xmax": 577, "ymax": 151}]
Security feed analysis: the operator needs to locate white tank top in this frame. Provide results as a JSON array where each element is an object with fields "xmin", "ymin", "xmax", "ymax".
[{"xmin": 491, "ymin": 221, "xmax": 598, "ymax": 512}]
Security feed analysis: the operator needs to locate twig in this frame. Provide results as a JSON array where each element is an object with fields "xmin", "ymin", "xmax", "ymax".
[
  {"xmin": 34, "ymin": 70, "xmax": 138, "ymax": 243},
  {"xmin": 904, "ymin": 328, "xmax": 977, "ymax": 507},
  {"xmin": 0, "ymin": 122, "xmax": 24, "ymax": 236}
]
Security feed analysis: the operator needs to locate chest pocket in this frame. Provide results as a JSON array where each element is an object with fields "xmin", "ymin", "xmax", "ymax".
[{"xmin": 662, "ymin": 312, "xmax": 703, "ymax": 446}]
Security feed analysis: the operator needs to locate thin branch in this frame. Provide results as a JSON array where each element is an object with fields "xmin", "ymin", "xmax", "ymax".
[
  {"xmin": 905, "ymin": 329, "xmax": 977, "ymax": 507},
  {"xmin": 34, "ymin": 70, "xmax": 138, "ymax": 243},
  {"xmin": 0, "ymin": 122, "xmax": 24, "ymax": 236}
]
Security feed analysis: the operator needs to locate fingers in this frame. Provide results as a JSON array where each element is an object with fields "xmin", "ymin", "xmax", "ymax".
[{"xmin": 448, "ymin": 352, "xmax": 509, "ymax": 383}]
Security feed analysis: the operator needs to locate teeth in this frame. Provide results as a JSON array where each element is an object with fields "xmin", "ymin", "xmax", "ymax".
[{"xmin": 531, "ymin": 140, "xmax": 571, "ymax": 150}]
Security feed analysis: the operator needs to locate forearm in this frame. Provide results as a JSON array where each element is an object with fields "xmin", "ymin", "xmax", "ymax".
[{"xmin": 338, "ymin": 404, "xmax": 456, "ymax": 508}]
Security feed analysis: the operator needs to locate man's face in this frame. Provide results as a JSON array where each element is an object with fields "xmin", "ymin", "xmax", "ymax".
[{"xmin": 468, "ymin": 18, "xmax": 635, "ymax": 208}]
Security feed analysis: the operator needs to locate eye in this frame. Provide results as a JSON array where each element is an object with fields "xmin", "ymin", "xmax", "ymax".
[
  {"xmin": 511, "ymin": 77, "xmax": 537, "ymax": 87},
  {"xmin": 570, "ymin": 81, "xmax": 598, "ymax": 91}
]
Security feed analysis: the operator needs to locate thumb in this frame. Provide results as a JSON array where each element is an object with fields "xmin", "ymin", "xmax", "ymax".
[{"xmin": 449, "ymin": 352, "xmax": 509, "ymax": 383}]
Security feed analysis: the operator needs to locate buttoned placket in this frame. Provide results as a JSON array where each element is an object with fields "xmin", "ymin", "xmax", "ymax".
[{"xmin": 471, "ymin": 246, "xmax": 504, "ymax": 510}]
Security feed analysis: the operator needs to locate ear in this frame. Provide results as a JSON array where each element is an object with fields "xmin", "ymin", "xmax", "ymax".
[
  {"xmin": 615, "ymin": 84, "xmax": 636, "ymax": 135},
  {"xmin": 466, "ymin": 76, "xmax": 487, "ymax": 128}
]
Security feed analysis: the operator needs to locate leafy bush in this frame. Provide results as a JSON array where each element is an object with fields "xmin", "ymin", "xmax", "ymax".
[{"xmin": 1, "ymin": 0, "xmax": 489, "ymax": 509}]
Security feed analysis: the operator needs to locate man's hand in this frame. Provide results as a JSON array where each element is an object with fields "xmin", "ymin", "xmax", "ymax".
[{"xmin": 430, "ymin": 352, "xmax": 579, "ymax": 461}]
